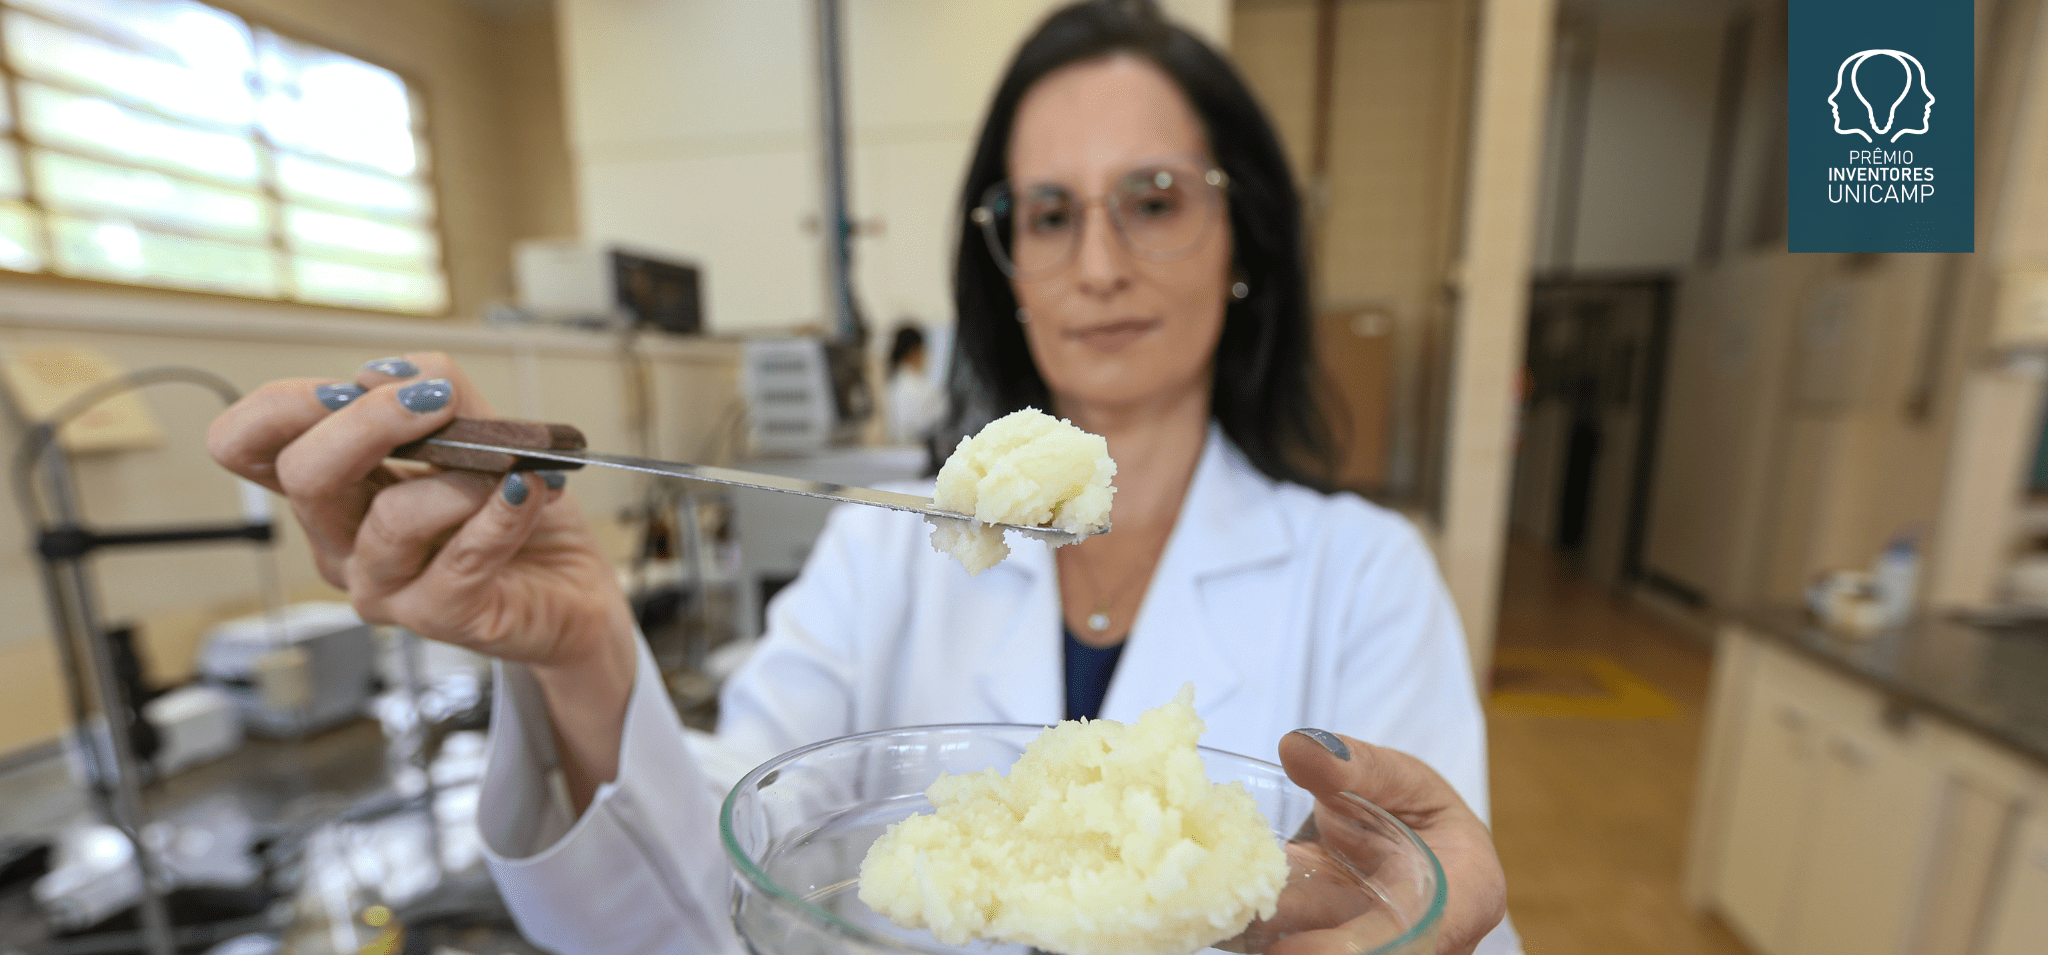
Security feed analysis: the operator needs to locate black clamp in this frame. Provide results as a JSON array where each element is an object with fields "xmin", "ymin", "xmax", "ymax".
[{"xmin": 37, "ymin": 522, "xmax": 274, "ymax": 560}]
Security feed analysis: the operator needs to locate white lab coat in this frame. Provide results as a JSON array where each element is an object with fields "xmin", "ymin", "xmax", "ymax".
[
  {"xmin": 477, "ymin": 427, "xmax": 1522, "ymax": 955},
  {"xmin": 885, "ymin": 367, "xmax": 945, "ymax": 444}
]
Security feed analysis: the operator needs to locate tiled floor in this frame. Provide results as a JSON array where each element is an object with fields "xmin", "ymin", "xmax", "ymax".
[{"xmin": 1487, "ymin": 538, "xmax": 1752, "ymax": 955}]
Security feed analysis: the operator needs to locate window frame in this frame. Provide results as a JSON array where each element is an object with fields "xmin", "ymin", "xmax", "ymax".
[{"xmin": 0, "ymin": 0, "xmax": 455, "ymax": 317}]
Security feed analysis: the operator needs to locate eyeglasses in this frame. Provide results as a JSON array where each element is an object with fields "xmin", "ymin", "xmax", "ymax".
[{"xmin": 970, "ymin": 160, "xmax": 1229, "ymax": 280}]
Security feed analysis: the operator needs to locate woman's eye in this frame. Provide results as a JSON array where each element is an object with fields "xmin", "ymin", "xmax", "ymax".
[
  {"xmin": 1130, "ymin": 194, "xmax": 1179, "ymax": 219},
  {"xmin": 1027, "ymin": 208, "xmax": 1072, "ymax": 233}
]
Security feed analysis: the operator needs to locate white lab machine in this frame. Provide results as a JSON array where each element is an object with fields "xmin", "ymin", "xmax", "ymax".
[
  {"xmin": 741, "ymin": 337, "xmax": 839, "ymax": 455},
  {"xmin": 196, "ymin": 603, "xmax": 377, "ymax": 737},
  {"xmin": 726, "ymin": 445, "xmax": 928, "ymax": 640},
  {"xmin": 143, "ymin": 684, "xmax": 242, "ymax": 775},
  {"xmin": 509, "ymin": 239, "xmax": 703, "ymax": 333}
]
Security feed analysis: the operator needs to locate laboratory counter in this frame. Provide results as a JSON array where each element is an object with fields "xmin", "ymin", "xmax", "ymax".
[{"xmin": 1737, "ymin": 606, "xmax": 2048, "ymax": 768}]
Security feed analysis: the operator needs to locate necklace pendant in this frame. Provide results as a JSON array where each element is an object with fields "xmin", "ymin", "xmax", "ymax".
[{"xmin": 1086, "ymin": 610, "xmax": 1111, "ymax": 633}]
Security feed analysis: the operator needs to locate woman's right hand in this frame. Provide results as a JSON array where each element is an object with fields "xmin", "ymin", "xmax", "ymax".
[{"xmin": 208, "ymin": 353, "xmax": 638, "ymax": 806}]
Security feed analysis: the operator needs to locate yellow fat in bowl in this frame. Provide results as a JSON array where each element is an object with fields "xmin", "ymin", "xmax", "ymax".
[{"xmin": 720, "ymin": 724, "xmax": 1444, "ymax": 955}]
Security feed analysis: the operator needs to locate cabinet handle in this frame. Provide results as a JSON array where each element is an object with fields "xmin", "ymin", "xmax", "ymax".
[
  {"xmin": 1826, "ymin": 736, "xmax": 1871, "ymax": 768},
  {"xmin": 1880, "ymin": 699, "xmax": 1915, "ymax": 733}
]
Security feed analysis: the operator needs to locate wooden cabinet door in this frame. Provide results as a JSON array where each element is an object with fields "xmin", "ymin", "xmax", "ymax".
[
  {"xmin": 1979, "ymin": 812, "xmax": 2048, "ymax": 955},
  {"xmin": 1784, "ymin": 725, "xmax": 1942, "ymax": 955},
  {"xmin": 1315, "ymin": 307, "xmax": 1395, "ymax": 490},
  {"xmin": 1716, "ymin": 686, "xmax": 1822, "ymax": 954}
]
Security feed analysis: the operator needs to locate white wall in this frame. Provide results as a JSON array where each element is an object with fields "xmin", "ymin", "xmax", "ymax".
[
  {"xmin": 1571, "ymin": 12, "xmax": 1723, "ymax": 270},
  {"xmin": 1231, "ymin": 0, "xmax": 1470, "ymax": 494},
  {"xmin": 1533, "ymin": 3, "xmax": 1730, "ymax": 273},
  {"xmin": 558, "ymin": 0, "xmax": 1228, "ymax": 334}
]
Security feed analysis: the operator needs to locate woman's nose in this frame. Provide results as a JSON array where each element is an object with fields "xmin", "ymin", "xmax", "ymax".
[{"xmin": 1072, "ymin": 202, "xmax": 1131, "ymax": 296}]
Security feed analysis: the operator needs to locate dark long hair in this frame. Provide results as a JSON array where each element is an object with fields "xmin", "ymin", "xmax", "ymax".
[
  {"xmin": 888, "ymin": 323, "xmax": 926, "ymax": 375},
  {"xmin": 948, "ymin": 0, "xmax": 1334, "ymax": 490}
]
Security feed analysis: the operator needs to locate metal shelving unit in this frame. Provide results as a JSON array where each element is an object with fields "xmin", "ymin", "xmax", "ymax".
[{"xmin": 10, "ymin": 367, "xmax": 275, "ymax": 955}]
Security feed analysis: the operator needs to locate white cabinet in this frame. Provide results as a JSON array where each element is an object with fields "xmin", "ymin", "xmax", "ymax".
[
  {"xmin": 1789, "ymin": 722, "xmax": 1941, "ymax": 955},
  {"xmin": 1717, "ymin": 688, "xmax": 1823, "ymax": 947},
  {"xmin": 1709, "ymin": 640, "xmax": 1942, "ymax": 955},
  {"xmin": 1979, "ymin": 812, "xmax": 2048, "ymax": 955}
]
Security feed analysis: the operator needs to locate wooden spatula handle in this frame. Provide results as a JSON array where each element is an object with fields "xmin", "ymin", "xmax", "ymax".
[{"xmin": 392, "ymin": 418, "xmax": 588, "ymax": 473}]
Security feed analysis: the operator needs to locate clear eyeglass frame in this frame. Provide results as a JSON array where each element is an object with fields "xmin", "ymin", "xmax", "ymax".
[{"xmin": 971, "ymin": 162, "xmax": 1230, "ymax": 280}]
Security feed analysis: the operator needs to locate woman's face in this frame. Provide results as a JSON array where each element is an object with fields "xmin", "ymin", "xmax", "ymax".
[{"xmin": 1006, "ymin": 54, "xmax": 1231, "ymax": 413}]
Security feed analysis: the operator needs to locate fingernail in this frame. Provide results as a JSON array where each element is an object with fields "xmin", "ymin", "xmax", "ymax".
[
  {"xmin": 395, "ymin": 378, "xmax": 452, "ymax": 414},
  {"xmin": 315, "ymin": 383, "xmax": 365, "ymax": 411},
  {"xmin": 537, "ymin": 470, "xmax": 567, "ymax": 490},
  {"xmin": 363, "ymin": 357, "xmax": 420, "ymax": 378},
  {"xmin": 1291, "ymin": 728, "xmax": 1351, "ymax": 761},
  {"xmin": 502, "ymin": 473, "xmax": 530, "ymax": 506}
]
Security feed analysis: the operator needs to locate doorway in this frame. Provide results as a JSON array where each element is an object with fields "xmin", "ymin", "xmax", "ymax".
[{"xmin": 1509, "ymin": 276, "xmax": 1675, "ymax": 591}]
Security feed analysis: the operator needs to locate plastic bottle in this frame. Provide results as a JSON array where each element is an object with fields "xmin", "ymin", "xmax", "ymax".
[{"xmin": 1874, "ymin": 535, "xmax": 1921, "ymax": 627}]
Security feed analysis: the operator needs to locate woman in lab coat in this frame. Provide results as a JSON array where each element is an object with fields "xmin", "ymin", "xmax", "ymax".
[
  {"xmin": 208, "ymin": 2, "xmax": 1515, "ymax": 953},
  {"xmin": 884, "ymin": 324, "xmax": 945, "ymax": 446}
]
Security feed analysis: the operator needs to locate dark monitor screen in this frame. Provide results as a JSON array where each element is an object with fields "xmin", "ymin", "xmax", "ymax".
[{"xmin": 612, "ymin": 250, "xmax": 702, "ymax": 334}]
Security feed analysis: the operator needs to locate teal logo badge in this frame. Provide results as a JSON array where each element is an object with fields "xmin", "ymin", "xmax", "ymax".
[{"xmin": 1791, "ymin": 3, "xmax": 1972, "ymax": 252}]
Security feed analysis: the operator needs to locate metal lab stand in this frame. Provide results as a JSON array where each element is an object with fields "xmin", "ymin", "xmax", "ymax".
[
  {"xmin": 10, "ymin": 368, "xmax": 273, "ymax": 955},
  {"xmin": 628, "ymin": 486, "xmax": 746, "ymax": 714}
]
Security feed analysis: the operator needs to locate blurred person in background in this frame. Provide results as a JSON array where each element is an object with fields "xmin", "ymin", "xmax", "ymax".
[
  {"xmin": 885, "ymin": 321, "xmax": 945, "ymax": 445},
  {"xmin": 207, "ymin": 1, "xmax": 1515, "ymax": 953}
]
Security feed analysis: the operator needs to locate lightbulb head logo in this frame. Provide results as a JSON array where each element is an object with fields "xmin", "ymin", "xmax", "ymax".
[{"xmin": 1829, "ymin": 49, "xmax": 1934, "ymax": 143}]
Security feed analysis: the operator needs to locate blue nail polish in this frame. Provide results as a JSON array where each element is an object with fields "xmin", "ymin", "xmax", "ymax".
[
  {"xmin": 502, "ymin": 473, "xmax": 530, "ymax": 506},
  {"xmin": 315, "ymin": 383, "xmax": 365, "ymax": 410},
  {"xmin": 538, "ymin": 470, "xmax": 567, "ymax": 490},
  {"xmin": 395, "ymin": 378, "xmax": 452, "ymax": 414},
  {"xmin": 363, "ymin": 357, "xmax": 420, "ymax": 378},
  {"xmin": 1292, "ymin": 728, "xmax": 1351, "ymax": 761}
]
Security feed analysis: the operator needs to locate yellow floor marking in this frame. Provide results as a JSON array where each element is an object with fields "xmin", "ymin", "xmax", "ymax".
[{"xmin": 1488, "ymin": 649, "xmax": 1680, "ymax": 720}]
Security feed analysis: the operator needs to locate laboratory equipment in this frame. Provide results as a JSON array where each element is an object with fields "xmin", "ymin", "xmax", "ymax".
[
  {"xmin": 511, "ymin": 240, "xmax": 702, "ymax": 334},
  {"xmin": 726, "ymin": 445, "xmax": 927, "ymax": 639},
  {"xmin": 197, "ymin": 603, "xmax": 377, "ymax": 737},
  {"xmin": 11, "ymin": 367, "xmax": 274, "ymax": 955},
  {"xmin": 742, "ymin": 337, "xmax": 839, "ymax": 455},
  {"xmin": 142, "ymin": 684, "xmax": 242, "ymax": 775}
]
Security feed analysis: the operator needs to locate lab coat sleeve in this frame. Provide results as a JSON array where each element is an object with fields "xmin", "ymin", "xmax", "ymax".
[
  {"xmin": 477, "ymin": 638, "xmax": 741, "ymax": 955},
  {"xmin": 1331, "ymin": 512, "xmax": 1524, "ymax": 955}
]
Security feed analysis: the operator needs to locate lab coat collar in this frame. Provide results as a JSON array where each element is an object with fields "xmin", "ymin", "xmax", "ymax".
[
  {"xmin": 972, "ymin": 425, "xmax": 1294, "ymax": 723},
  {"xmin": 1162, "ymin": 423, "xmax": 1295, "ymax": 579}
]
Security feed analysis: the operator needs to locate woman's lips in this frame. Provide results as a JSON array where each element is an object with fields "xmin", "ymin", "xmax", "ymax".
[{"xmin": 1065, "ymin": 317, "xmax": 1159, "ymax": 351}]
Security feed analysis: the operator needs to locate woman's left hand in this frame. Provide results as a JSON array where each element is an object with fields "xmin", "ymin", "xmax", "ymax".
[{"xmin": 1235, "ymin": 730, "xmax": 1507, "ymax": 955}]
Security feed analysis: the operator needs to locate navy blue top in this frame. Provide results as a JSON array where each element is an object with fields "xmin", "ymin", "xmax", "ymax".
[{"xmin": 1063, "ymin": 627, "xmax": 1127, "ymax": 722}]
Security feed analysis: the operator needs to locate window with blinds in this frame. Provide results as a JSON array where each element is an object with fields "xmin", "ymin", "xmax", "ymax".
[{"xmin": 0, "ymin": 0, "xmax": 447, "ymax": 314}]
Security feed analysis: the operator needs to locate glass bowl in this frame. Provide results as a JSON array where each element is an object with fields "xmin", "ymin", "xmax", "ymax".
[{"xmin": 720, "ymin": 724, "xmax": 1444, "ymax": 955}]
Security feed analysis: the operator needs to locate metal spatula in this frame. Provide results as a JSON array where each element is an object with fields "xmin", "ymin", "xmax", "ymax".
[{"xmin": 391, "ymin": 418, "xmax": 1103, "ymax": 544}]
